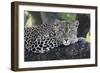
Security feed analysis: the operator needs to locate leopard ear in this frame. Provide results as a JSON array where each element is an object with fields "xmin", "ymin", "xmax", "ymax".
[{"xmin": 54, "ymin": 19, "xmax": 60, "ymax": 24}]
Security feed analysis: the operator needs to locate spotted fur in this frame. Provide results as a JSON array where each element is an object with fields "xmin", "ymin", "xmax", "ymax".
[{"xmin": 24, "ymin": 20, "xmax": 79, "ymax": 53}]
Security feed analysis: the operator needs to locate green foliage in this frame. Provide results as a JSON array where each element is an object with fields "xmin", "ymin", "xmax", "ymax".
[
  {"xmin": 24, "ymin": 11, "xmax": 33, "ymax": 27},
  {"xmin": 85, "ymin": 32, "xmax": 90, "ymax": 43},
  {"xmin": 60, "ymin": 13, "xmax": 76, "ymax": 22},
  {"xmin": 24, "ymin": 12, "xmax": 77, "ymax": 27}
]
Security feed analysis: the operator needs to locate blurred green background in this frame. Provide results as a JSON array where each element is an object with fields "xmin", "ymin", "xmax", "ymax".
[
  {"xmin": 24, "ymin": 11, "xmax": 90, "ymax": 43},
  {"xmin": 60, "ymin": 13, "xmax": 76, "ymax": 22}
]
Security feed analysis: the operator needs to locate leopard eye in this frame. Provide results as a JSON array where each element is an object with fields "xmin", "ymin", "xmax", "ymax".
[
  {"xmin": 75, "ymin": 20, "xmax": 79, "ymax": 25},
  {"xmin": 75, "ymin": 25, "xmax": 78, "ymax": 28},
  {"xmin": 56, "ymin": 23, "xmax": 59, "ymax": 26}
]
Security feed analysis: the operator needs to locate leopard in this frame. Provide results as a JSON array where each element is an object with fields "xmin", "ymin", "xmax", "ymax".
[{"xmin": 24, "ymin": 19, "xmax": 80, "ymax": 53}]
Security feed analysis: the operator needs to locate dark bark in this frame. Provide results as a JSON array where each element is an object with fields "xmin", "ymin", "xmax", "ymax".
[{"xmin": 25, "ymin": 39, "xmax": 90, "ymax": 61}]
